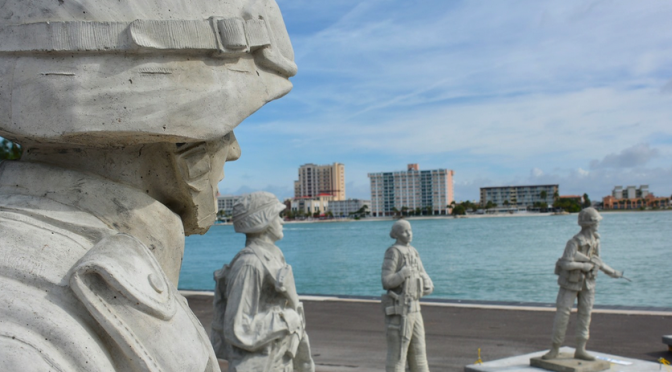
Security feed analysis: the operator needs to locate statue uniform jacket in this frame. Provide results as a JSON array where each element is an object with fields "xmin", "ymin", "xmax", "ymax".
[
  {"xmin": 555, "ymin": 233, "xmax": 600, "ymax": 292},
  {"xmin": 381, "ymin": 244, "xmax": 433, "ymax": 303},
  {"xmin": 0, "ymin": 161, "xmax": 219, "ymax": 372},
  {"xmin": 212, "ymin": 241, "xmax": 301, "ymax": 372}
]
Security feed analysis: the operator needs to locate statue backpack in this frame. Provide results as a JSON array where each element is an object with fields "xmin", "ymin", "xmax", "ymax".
[{"xmin": 211, "ymin": 248, "xmax": 249, "ymax": 360}]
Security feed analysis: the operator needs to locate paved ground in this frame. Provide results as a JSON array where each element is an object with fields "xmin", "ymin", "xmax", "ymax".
[{"xmin": 186, "ymin": 294, "xmax": 672, "ymax": 372}]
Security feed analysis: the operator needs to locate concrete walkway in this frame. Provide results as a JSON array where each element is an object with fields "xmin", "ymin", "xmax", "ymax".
[{"xmin": 185, "ymin": 293, "xmax": 672, "ymax": 372}]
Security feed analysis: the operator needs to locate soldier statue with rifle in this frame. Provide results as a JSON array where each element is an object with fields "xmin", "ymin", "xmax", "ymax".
[
  {"xmin": 542, "ymin": 207, "xmax": 628, "ymax": 361},
  {"xmin": 381, "ymin": 219, "xmax": 434, "ymax": 372}
]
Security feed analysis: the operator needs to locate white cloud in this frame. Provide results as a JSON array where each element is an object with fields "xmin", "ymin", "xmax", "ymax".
[{"xmin": 589, "ymin": 143, "xmax": 660, "ymax": 169}]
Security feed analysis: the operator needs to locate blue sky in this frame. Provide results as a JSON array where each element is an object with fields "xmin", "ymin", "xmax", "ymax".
[
  {"xmin": 1, "ymin": 2, "xmax": 668, "ymax": 203},
  {"xmin": 221, "ymin": 0, "xmax": 672, "ymax": 202}
]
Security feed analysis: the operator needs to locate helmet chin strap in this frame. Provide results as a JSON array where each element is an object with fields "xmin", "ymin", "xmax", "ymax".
[{"xmin": 174, "ymin": 141, "xmax": 216, "ymax": 234}]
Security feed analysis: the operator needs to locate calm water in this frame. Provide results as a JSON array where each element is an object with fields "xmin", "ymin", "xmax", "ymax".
[{"xmin": 179, "ymin": 211, "xmax": 672, "ymax": 308}]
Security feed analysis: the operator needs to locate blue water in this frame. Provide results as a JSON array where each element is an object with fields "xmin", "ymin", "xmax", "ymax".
[{"xmin": 179, "ymin": 211, "xmax": 672, "ymax": 308}]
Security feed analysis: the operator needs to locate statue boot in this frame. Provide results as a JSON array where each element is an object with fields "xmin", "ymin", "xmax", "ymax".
[
  {"xmin": 541, "ymin": 343, "xmax": 561, "ymax": 360},
  {"xmin": 574, "ymin": 338, "xmax": 596, "ymax": 361}
]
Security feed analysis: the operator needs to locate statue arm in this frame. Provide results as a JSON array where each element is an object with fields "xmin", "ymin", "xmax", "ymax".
[
  {"xmin": 416, "ymin": 252, "xmax": 434, "ymax": 296},
  {"xmin": 593, "ymin": 240, "xmax": 623, "ymax": 278},
  {"xmin": 223, "ymin": 263, "xmax": 290, "ymax": 352},
  {"xmin": 381, "ymin": 248, "xmax": 405, "ymax": 290}
]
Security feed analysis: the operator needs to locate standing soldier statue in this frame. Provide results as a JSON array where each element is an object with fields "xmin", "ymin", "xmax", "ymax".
[
  {"xmin": 542, "ymin": 207, "xmax": 626, "ymax": 361},
  {"xmin": 211, "ymin": 192, "xmax": 314, "ymax": 372},
  {"xmin": 381, "ymin": 219, "xmax": 434, "ymax": 372}
]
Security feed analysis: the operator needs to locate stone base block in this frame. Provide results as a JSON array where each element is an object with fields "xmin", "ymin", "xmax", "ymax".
[
  {"xmin": 664, "ymin": 335, "xmax": 672, "ymax": 352},
  {"xmin": 530, "ymin": 353, "xmax": 609, "ymax": 372},
  {"xmin": 464, "ymin": 347, "xmax": 661, "ymax": 372}
]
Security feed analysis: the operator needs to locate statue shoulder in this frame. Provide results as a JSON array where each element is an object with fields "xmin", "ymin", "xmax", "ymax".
[
  {"xmin": 570, "ymin": 232, "xmax": 587, "ymax": 246},
  {"xmin": 69, "ymin": 233, "xmax": 216, "ymax": 372},
  {"xmin": 384, "ymin": 244, "xmax": 404, "ymax": 258}
]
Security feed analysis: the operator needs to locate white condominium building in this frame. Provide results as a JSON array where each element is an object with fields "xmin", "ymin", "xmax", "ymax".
[
  {"xmin": 479, "ymin": 184, "xmax": 558, "ymax": 208},
  {"xmin": 294, "ymin": 163, "xmax": 346, "ymax": 201},
  {"xmin": 612, "ymin": 185, "xmax": 649, "ymax": 200},
  {"xmin": 368, "ymin": 164, "xmax": 454, "ymax": 217},
  {"xmin": 217, "ymin": 195, "xmax": 242, "ymax": 215}
]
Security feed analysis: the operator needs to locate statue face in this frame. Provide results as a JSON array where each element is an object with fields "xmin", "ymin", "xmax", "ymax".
[
  {"xmin": 266, "ymin": 215, "xmax": 285, "ymax": 242},
  {"xmin": 589, "ymin": 222, "xmax": 600, "ymax": 233},
  {"xmin": 173, "ymin": 132, "xmax": 241, "ymax": 234},
  {"xmin": 396, "ymin": 225, "xmax": 413, "ymax": 245}
]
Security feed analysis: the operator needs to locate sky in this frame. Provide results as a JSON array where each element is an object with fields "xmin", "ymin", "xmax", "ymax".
[
  {"xmin": 6, "ymin": 1, "xmax": 667, "ymax": 204},
  {"xmin": 219, "ymin": 0, "xmax": 672, "ymax": 202}
]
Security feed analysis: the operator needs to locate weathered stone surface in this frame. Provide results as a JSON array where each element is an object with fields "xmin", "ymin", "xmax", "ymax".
[
  {"xmin": 531, "ymin": 353, "xmax": 609, "ymax": 372},
  {"xmin": 0, "ymin": 1, "xmax": 296, "ymax": 371}
]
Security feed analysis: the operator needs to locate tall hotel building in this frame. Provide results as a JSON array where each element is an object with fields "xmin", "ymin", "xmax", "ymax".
[
  {"xmin": 294, "ymin": 163, "xmax": 346, "ymax": 201},
  {"xmin": 368, "ymin": 164, "xmax": 454, "ymax": 216}
]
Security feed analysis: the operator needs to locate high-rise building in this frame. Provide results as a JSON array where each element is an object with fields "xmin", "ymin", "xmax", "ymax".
[
  {"xmin": 368, "ymin": 164, "xmax": 454, "ymax": 217},
  {"xmin": 294, "ymin": 163, "xmax": 345, "ymax": 200},
  {"xmin": 479, "ymin": 184, "xmax": 558, "ymax": 208}
]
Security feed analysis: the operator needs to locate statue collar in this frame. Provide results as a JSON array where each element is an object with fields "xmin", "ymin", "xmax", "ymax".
[{"xmin": 0, "ymin": 161, "xmax": 185, "ymax": 285}]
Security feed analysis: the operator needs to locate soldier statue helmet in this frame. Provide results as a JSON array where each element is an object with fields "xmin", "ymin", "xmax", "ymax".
[{"xmin": 578, "ymin": 207, "xmax": 603, "ymax": 227}]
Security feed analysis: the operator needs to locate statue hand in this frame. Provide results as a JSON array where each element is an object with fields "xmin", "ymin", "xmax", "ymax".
[
  {"xmin": 398, "ymin": 265, "xmax": 413, "ymax": 279},
  {"xmin": 609, "ymin": 270, "xmax": 623, "ymax": 279},
  {"xmin": 581, "ymin": 263, "xmax": 594, "ymax": 272},
  {"xmin": 281, "ymin": 309, "xmax": 303, "ymax": 334}
]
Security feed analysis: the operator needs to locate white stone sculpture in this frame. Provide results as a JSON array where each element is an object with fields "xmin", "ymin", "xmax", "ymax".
[
  {"xmin": 211, "ymin": 192, "xmax": 315, "ymax": 372},
  {"xmin": 381, "ymin": 219, "xmax": 434, "ymax": 372},
  {"xmin": 542, "ymin": 208, "xmax": 625, "ymax": 361},
  {"xmin": 0, "ymin": 0, "xmax": 296, "ymax": 371}
]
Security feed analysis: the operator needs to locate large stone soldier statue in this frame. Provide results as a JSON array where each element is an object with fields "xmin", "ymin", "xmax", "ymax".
[
  {"xmin": 542, "ymin": 208, "xmax": 624, "ymax": 361},
  {"xmin": 0, "ymin": 0, "xmax": 296, "ymax": 371},
  {"xmin": 211, "ymin": 192, "xmax": 314, "ymax": 372},
  {"xmin": 381, "ymin": 219, "xmax": 434, "ymax": 372}
]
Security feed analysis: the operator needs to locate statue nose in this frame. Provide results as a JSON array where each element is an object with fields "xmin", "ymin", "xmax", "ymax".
[{"xmin": 226, "ymin": 132, "xmax": 241, "ymax": 162}]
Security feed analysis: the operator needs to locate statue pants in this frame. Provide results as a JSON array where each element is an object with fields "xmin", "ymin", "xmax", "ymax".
[
  {"xmin": 550, "ymin": 285, "xmax": 595, "ymax": 345},
  {"xmin": 385, "ymin": 311, "xmax": 429, "ymax": 372}
]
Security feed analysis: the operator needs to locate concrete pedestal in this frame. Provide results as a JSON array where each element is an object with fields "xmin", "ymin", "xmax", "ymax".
[
  {"xmin": 465, "ymin": 347, "xmax": 661, "ymax": 372},
  {"xmin": 663, "ymin": 335, "xmax": 672, "ymax": 351},
  {"xmin": 530, "ymin": 353, "xmax": 609, "ymax": 372}
]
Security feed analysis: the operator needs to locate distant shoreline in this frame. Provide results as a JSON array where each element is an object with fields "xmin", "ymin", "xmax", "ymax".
[{"xmin": 212, "ymin": 209, "xmax": 671, "ymax": 225}]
